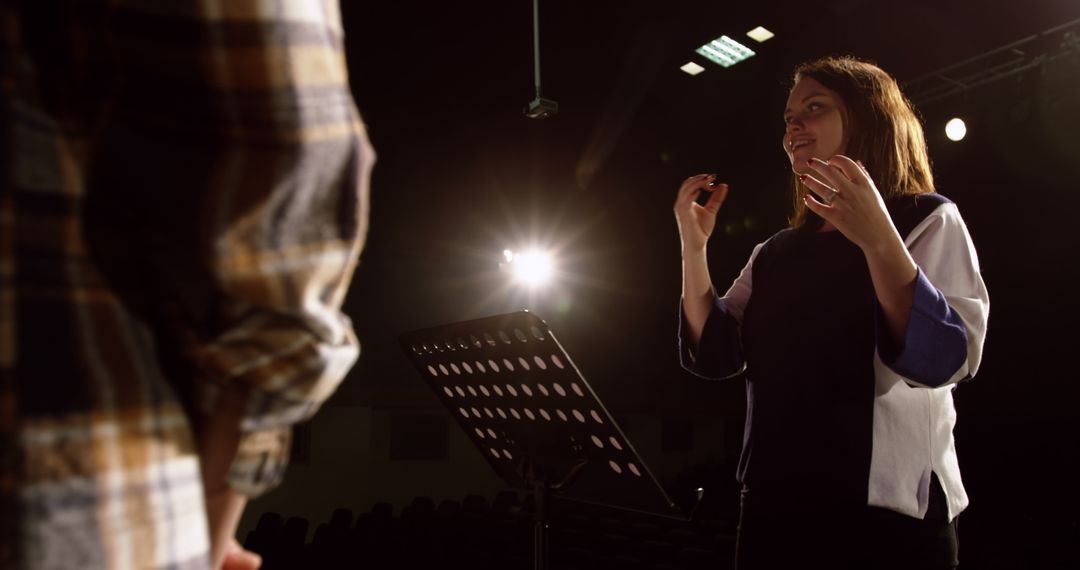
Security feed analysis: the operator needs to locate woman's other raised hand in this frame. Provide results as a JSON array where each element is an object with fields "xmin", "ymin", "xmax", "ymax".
[{"xmin": 674, "ymin": 174, "xmax": 729, "ymax": 253}]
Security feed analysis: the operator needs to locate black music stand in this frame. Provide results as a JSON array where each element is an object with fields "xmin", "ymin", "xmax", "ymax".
[{"xmin": 399, "ymin": 311, "xmax": 684, "ymax": 570}]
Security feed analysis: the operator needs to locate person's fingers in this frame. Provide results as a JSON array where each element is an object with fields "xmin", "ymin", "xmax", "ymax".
[
  {"xmin": 826, "ymin": 155, "xmax": 866, "ymax": 184},
  {"xmin": 222, "ymin": 540, "xmax": 262, "ymax": 570},
  {"xmin": 676, "ymin": 173, "xmax": 716, "ymax": 206},
  {"xmin": 678, "ymin": 173, "xmax": 712, "ymax": 193},
  {"xmin": 855, "ymin": 159, "xmax": 871, "ymax": 177},
  {"xmin": 222, "ymin": 552, "xmax": 262, "ymax": 570},
  {"xmin": 816, "ymin": 153, "xmax": 868, "ymax": 186},
  {"xmin": 802, "ymin": 191, "xmax": 833, "ymax": 222},
  {"xmin": 701, "ymin": 182, "xmax": 729, "ymax": 215},
  {"xmin": 798, "ymin": 173, "xmax": 838, "ymax": 206},
  {"xmin": 805, "ymin": 157, "xmax": 851, "ymax": 190}
]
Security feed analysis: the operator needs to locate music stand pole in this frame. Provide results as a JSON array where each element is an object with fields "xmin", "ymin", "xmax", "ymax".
[{"xmin": 532, "ymin": 479, "xmax": 547, "ymax": 570}]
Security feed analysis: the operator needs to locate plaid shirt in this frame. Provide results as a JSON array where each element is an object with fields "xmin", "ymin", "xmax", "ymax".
[{"xmin": 1, "ymin": 1, "xmax": 371, "ymax": 568}]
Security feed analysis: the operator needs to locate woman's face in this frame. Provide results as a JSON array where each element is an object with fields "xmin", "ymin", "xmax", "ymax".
[{"xmin": 783, "ymin": 76, "xmax": 849, "ymax": 174}]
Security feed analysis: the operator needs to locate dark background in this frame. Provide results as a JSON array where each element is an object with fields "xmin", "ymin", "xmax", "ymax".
[{"xmin": 275, "ymin": 0, "xmax": 1080, "ymax": 565}]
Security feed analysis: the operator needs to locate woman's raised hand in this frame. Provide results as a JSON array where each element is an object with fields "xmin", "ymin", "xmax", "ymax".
[
  {"xmin": 674, "ymin": 174, "xmax": 729, "ymax": 253},
  {"xmin": 800, "ymin": 156, "xmax": 899, "ymax": 252}
]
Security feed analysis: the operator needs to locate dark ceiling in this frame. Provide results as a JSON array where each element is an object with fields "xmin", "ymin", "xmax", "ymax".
[{"xmin": 336, "ymin": 0, "xmax": 1080, "ymax": 417}]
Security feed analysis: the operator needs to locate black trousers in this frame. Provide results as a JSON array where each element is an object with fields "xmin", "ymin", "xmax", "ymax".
[{"xmin": 735, "ymin": 474, "xmax": 959, "ymax": 570}]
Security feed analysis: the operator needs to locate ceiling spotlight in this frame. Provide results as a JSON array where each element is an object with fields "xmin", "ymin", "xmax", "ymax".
[
  {"xmin": 746, "ymin": 26, "xmax": 775, "ymax": 42},
  {"xmin": 945, "ymin": 117, "xmax": 967, "ymax": 141},
  {"xmin": 695, "ymin": 35, "xmax": 755, "ymax": 68},
  {"xmin": 680, "ymin": 61, "xmax": 705, "ymax": 76}
]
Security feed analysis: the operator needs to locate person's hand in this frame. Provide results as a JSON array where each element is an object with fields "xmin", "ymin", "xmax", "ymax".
[
  {"xmin": 222, "ymin": 537, "xmax": 262, "ymax": 570},
  {"xmin": 204, "ymin": 485, "xmax": 251, "ymax": 570},
  {"xmin": 800, "ymin": 156, "xmax": 900, "ymax": 252},
  {"xmin": 197, "ymin": 386, "xmax": 252, "ymax": 570},
  {"xmin": 674, "ymin": 174, "xmax": 729, "ymax": 253}
]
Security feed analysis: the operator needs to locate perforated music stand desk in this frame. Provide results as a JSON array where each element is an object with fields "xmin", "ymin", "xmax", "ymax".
[{"xmin": 400, "ymin": 310, "xmax": 684, "ymax": 569}]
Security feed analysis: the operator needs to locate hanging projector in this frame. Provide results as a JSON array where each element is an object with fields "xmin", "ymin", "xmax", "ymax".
[
  {"xmin": 524, "ymin": 97, "xmax": 559, "ymax": 119},
  {"xmin": 524, "ymin": 0, "xmax": 557, "ymax": 119}
]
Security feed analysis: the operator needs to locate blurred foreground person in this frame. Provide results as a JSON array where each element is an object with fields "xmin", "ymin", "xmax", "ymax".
[{"xmin": 1, "ymin": 1, "xmax": 372, "ymax": 568}]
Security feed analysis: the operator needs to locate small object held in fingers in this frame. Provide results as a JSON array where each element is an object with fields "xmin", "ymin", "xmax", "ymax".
[{"xmin": 697, "ymin": 182, "xmax": 721, "ymax": 206}]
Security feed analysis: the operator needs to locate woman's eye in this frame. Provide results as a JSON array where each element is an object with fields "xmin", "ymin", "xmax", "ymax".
[{"xmin": 807, "ymin": 102, "xmax": 822, "ymax": 111}]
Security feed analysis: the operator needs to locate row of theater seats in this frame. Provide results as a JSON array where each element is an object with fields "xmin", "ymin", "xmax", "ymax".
[{"xmin": 244, "ymin": 490, "xmax": 737, "ymax": 569}]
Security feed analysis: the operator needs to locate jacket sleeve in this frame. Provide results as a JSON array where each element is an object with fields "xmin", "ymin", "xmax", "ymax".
[
  {"xmin": 677, "ymin": 242, "xmax": 762, "ymax": 380},
  {"xmin": 875, "ymin": 203, "xmax": 989, "ymax": 388}
]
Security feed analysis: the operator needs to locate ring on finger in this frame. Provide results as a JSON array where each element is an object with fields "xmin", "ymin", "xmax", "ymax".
[{"xmin": 823, "ymin": 188, "xmax": 839, "ymax": 205}]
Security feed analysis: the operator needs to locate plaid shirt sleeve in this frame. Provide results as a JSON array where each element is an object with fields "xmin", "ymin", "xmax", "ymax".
[
  {"xmin": 83, "ymin": 1, "xmax": 373, "ymax": 497},
  {"xmin": 2, "ymin": 3, "xmax": 370, "ymax": 566}
]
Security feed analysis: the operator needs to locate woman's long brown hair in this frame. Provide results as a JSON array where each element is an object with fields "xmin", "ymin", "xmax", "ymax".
[{"xmin": 790, "ymin": 57, "xmax": 935, "ymax": 228}]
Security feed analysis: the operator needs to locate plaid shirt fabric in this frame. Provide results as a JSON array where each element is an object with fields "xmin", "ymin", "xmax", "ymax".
[{"xmin": 1, "ymin": 1, "xmax": 371, "ymax": 568}]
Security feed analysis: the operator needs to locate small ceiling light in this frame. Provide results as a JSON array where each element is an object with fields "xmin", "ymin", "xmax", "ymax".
[
  {"xmin": 746, "ymin": 26, "xmax": 775, "ymax": 42},
  {"xmin": 695, "ymin": 35, "xmax": 756, "ymax": 68},
  {"xmin": 945, "ymin": 117, "xmax": 967, "ymax": 142},
  {"xmin": 680, "ymin": 61, "xmax": 705, "ymax": 76}
]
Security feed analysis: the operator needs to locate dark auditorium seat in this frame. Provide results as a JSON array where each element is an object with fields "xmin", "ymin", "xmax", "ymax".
[
  {"xmin": 244, "ymin": 489, "xmax": 752, "ymax": 569},
  {"xmin": 634, "ymin": 539, "xmax": 679, "ymax": 565},
  {"xmin": 462, "ymin": 493, "xmax": 490, "ymax": 513},
  {"xmin": 676, "ymin": 545, "xmax": 726, "ymax": 570},
  {"xmin": 243, "ymin": 511, "xmax": 283, "ymax": 558},
  {"xmin": 601, "ymin": 553, "xmax": 648, "ymax": 570},
  {"xmin": 551, "ymin": 545, "xmax": 598, "ymax": 570},
  {"xmin": 437, "ymin": 498, "xmax": 462, "ymax": 518},
  {"xmin": 492, "ymin": 489, "xmax": 520, "ymax": 514},
  {"xmin": 594, "ymin": 531, "xmax": 634, "ymax": 557},
  {"xmin": 329, "ymin": 506, "xmax": 353, "ymax": 531},
  {"xmin": 626, "ymin": 521, "xmax": 661, "ymax": 542},
  {"xmin": 370, "ymin": 501, "xmax": 394, "ymax": 525},
  {"xmin": 269, "ymin": 516, "xmax": 309, "ymax": 570},
  {"xmin": 664, "ymin": 527, "xmax": 706, "ymax": 549},
  {"xmin": 411, "ymin": 495, "xmax": 436, "ymax": 514}
]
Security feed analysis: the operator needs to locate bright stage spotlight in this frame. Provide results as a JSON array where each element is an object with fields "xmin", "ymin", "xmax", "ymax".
[
  {"xmin": 945, "ymin": 117, "xmax": 967, "ymax": 141},
  {"xmin": 504, "ymin": 249, "xmax": 554, "ymax": 287}
]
